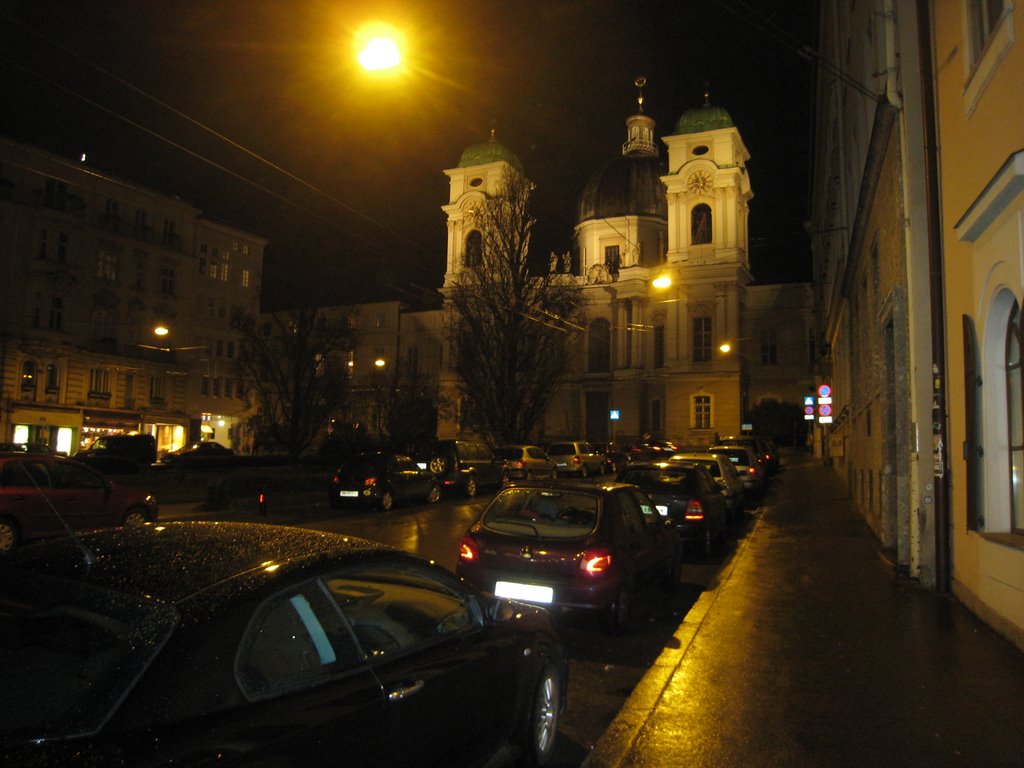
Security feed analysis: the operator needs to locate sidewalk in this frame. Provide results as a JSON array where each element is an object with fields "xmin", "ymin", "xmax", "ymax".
[{"xmin": 584, "ymin": 454, "xmax": 1024, "ymax": 767}]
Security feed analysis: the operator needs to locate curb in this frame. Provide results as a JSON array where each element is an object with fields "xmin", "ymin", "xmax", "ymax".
[{"xmin": 581, "ymin": 507, "xmax": 766, "ymax": 767}]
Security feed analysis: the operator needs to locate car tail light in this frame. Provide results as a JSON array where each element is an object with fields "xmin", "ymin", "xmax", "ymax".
[
  {"xmin": 684, "ymin": 498, "xmax": 705, "ymax": 521},
  {"xmin": 512, "ymin": 460, "xmax": 524, "ymax": 469},
  {"xmin": 580, "ymin": 547, "xmax": 613, "ymax": 575},
  {"xmin": 573, "ymin": 455, "xmax": 581, "ymax": 466},
  {"xmin": 747, "ymin": 466, "xmax": 758, "ymax": 475},
  {"xmin": 458, "ymin": 534, "xmax": 478, "ymax": 562},
  {"xmin": 363, "ymin": 476, "xmax": 379, "ymax": 487}
]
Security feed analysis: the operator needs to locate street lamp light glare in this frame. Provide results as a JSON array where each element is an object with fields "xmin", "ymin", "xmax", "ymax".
[
  {"xmin": 154, "ymin": 325, "xmax": 169, "ymax": 337},
  {"xmin": 652, "ymin": 274, "xmax": 672, "ymax": 289},
  {"xmin": 719, "ymin": 342, "xmax": 732, "ymax": 354},
  {"xmin": 358, "ymin": 37, "xmax": 401, "ymax": 71},
  {"xmin": 374, "ymin": 357, "xmax": 387, "ymax": 368}
]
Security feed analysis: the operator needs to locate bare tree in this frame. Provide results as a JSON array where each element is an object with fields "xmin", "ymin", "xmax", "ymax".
[
  {"xmin": 447, "ymin": 167, "xmax": 585, "ymax": 444},
  {"xmin": 233, "ymin": 307, "xmax": 354, "ymax": 460}
]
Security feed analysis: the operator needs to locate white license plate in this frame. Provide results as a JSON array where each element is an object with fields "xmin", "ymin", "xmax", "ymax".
[
  {"xmin": 416, "ymin": 462, "xmax": 427, "ymax": 470},
  {"xmin": 338, "ymin": 490, "xmax": 360, "ymax": 498},
  {"xmin": 656, "ymin": 505, "xmax": 669, "ymax": 516},
  {"xmin": 494, "ymin": 581, "xmax": 553, "ymax": 604}
]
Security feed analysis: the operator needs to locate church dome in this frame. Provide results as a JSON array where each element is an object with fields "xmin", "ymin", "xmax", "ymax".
[
  {"xmin": 575, "ymin": 153, "xmax": 667, "ymax": 224},
  {"xmin": 458, "ymin": 134, "xmax": 523, "ymax": 171},
  {"xmin": 673, "ymin": 102, "xmax": 734, "ymax": 135}
]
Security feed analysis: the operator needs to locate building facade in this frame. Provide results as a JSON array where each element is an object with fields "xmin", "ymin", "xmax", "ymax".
[
  {"xmin": 0, "ymin": 138, "xmax": 264, "ymax": 457},
  {"xmin": 933, "ymin": 0, "xmax": 1024, "ymax": 649}
]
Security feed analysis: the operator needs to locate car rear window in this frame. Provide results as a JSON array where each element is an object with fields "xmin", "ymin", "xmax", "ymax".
[
  {"xmin": 619, "ymin": 466, "xmax": 698, "ymax": 492},
  {"xmin": 482, "ymin": 487, "xmax": 598, "ymax": 538}
]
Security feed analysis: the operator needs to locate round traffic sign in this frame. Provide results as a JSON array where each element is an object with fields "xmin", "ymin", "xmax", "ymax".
[{"xmin": 817, "ymin": 384, "xmax": 832, "ymax": 398}]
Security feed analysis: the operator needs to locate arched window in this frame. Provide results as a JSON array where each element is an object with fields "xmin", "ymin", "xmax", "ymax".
[
  {"xmin": 1006, "ymin": 300, "xmax": 1024, "ymax": 533},
  {"xmin": 45, "ymin": 363, "xmax": 60, "ymax": 392},
  {"xmin": 464, "ymin": 230, "xmax": 483, "ymax": 268},
  {"xmin": 691, "ymin": 204, "xmax": 712, "ymax": 245},
  {"xmin": 588, "ymin": 318, "xmax": 611, "ymax": 373},
  {"xmin": 49, "ymin": 298, "xmax": 63, "ymax": 331},
  {"xmin": 20, "ymin": 360, "xmax": 37, "ymax": 396}
]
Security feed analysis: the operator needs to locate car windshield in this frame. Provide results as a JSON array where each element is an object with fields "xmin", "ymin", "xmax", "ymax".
[
  {"xmin": 0, "ymin": 570, "xmax": 179, "ymax": 740},
  {"xmin": 482, "ymin": 488, "xmax": 598, "ymax": 538}
]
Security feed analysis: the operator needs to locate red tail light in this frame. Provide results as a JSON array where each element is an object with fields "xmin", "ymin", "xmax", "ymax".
[
  {"xmin": 458, "ymin": 534, "xmax": 478, "ymax": 562},
  {"xmin": 747, "ymin": 466, "xmax": 757, "ymax": 475},
  {"xmin": 512, "ymin": 460, "xmax": 524, "ymax": 469},
  {"xmin": 363, "ymin": 476, "xmax": 379, "ymax": 486},
  {"xmin": 580, "ymin": 547, "xmax": 613, "ymax": 575},
  {"xmin": 573, "ymin": 455, "xmax": 581, "ymax": 466},
  {"xmin": 684, "ymin": 498, "xmax": 705, "ymax": 521}
]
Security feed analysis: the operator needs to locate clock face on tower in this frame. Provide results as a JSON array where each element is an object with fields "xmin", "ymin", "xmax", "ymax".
[{"xmin": 687, "ymin": 169, "xmax": 713, "ymax": 194}]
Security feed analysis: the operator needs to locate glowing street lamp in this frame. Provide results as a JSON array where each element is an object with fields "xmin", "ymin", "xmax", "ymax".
[
  {"xmin": 651, "ymin": 274, "xmax": 672, "ymax": 290},
  {"xmin": 358, "ymin": 36, "xmax": 401, "ymax": 71}
]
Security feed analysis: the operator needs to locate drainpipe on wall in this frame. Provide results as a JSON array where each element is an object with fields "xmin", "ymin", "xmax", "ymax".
[{"xmin": 917, "ymin": 0, "xmax": 951, "ymax": 592}]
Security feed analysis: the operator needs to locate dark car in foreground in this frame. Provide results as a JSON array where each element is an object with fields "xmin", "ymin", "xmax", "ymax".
[
  {"xmin": 457, "ymin": 480, "xmax": 680, "ymax": 632},
  {"xmin": 0, "ymin": 522, "xmax": 567, "ymax": 767},
  {"xmin": 0, "ymin": 454, "xmax": 157, "ymax": 553},
  {"xmin": 329, "ymin": 451, "xmax": 441, "ymax": 510},
  {"xmin": 616, "ymin": 461, "xmax": 728, "ymax": 558}
]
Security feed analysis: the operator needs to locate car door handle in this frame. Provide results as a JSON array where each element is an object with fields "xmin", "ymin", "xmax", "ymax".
[{"xmin": 387, "ymin": 679, "xmax": 425, "ymax": 701}]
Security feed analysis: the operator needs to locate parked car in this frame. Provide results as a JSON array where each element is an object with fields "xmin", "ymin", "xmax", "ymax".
[
  {"xmin": 73, "ymin": 433, "xmax": 157, "ymax": 474},
  {"xmin": 415, "ymin": 439, "xmax": 506, "ymax": 498},
  {"xmin": 162, "ymin": 440, "xmax": 234, "ymax": 463},
  {"xmin": 329, "ymin": 451, "xmax": 441, "ymax": 511},
  {"xmin": 673, "ymin": 451, "xmax": 748, "ymax": 524},
  {"xmin": 707, "ymin": 444, "xmax": 767, "ymax": 499},
  {"xmin": 627, "ymin": 439, "xmax": 680, "ymax": 462},
  {"xmin": 545, "ymin": 441, "xmax": 606, "ymax": 478},
  {"xmin": 0, "ymin": 442, "xmax": 55, "ymax": 454},
  {"xmin": 593, "ymin": 442, "xmax": 630, "ymax": 474},
  {"xmin": 716, "ymin": 434, "xmax": 780, "ymax": 475},
  {"xmin": 495, "ymin": 445, "xmax": 558, "ymax": 483},
  {"xmin": 0, "ymin": 522, "xmax": 567, "ymax": 767},
  {"xmin": 457, "ymin": 479, "xmax": 680, "ymax": 633},
  {"xmin": 0, "ymin": 454, "xmax": 158, "ymax": 553},
  {"xmin": 616, "ymin": 461, "xmax": 729, "ymax": 558}
]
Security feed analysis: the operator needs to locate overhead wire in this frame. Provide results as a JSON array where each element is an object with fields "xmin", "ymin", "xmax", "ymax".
[{"xmin": 0, "ymin": 12, "xmax": 439, "ymax": 282}]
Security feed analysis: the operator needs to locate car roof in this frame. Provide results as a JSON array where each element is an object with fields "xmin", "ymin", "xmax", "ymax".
[{"xmin": 0, "ymin": 522, "xmax": 396, "ymax": 612}]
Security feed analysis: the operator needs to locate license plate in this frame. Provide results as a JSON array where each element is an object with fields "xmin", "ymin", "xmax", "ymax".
[
  {"xmin": 338, "ymin": 490, "xmax": 359, "ymax": 498},
  {"xmin": 656, "ymin": 505, "xmax": 669, "ymax": 516},
  {"xmin": 494, "ymin": 581, "xmax": 553, "ymax": 604},
  {"xmin": 416, "ymin": 462, "xmax": 427, "ymax": 470}
]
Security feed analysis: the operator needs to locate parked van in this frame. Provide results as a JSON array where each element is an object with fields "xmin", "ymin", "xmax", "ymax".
[{"xmin": 74, "ymin": 434, "xmax": 157, "ymax": 474}]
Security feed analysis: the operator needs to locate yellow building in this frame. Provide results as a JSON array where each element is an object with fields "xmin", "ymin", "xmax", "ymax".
[{"xmin": 934, "ymin": 1, "xmax": 1024, "ymax": 650}]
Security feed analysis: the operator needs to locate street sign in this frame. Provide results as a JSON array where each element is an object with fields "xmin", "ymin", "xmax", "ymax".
[
  {"xmin": 609, "ymin": 409, "xmax": 620, "ymax": 420},
  {"xmin": 804, "ymin": 395, "xmax": 815, "ymax": 406},
  {"xmin": 817, "ymin": 384, "xmax": 832, "ymax": 398}
]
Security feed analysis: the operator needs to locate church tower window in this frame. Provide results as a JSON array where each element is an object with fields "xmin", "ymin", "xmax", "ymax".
[
  {"xmin": 589, "ymin": 318, "xmax": 611, "ymax": 372},
  {"xmin": 465, "ymin": 230, "xmax": 482, "ymax": 268},
  {"xmin": 691, "ymin": 204, "xmax": 712, "ymax": 245}
]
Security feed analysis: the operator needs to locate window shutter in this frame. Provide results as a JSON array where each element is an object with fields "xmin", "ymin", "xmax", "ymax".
[{"xmin": 963, "ymin": 314, "xmax": 982, "ymax": 530}]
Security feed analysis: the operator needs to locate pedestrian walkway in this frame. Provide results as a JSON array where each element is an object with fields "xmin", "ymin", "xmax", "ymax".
[{"xmin": 584, "ymin": 454, "xmax": 1024, "ymax": 767}]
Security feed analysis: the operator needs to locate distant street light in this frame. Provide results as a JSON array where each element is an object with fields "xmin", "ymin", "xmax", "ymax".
[{"xmin": 358, "ymin": 36, "xmax": 401, "ymax": 71}]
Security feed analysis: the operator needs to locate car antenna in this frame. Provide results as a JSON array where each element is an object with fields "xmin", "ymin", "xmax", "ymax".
[{"xmin": 14, "ymin": 460, "xmax": 96, "ymax": 568}]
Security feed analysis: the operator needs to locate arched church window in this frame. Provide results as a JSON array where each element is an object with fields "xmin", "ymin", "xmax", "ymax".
[
  {"xmin": 1006, "ymin": 300, "xmax": 1024, "ymax": 533},
  {"xmin": 20, "ymin": 360, "xmax": 37, "ymax": 396},
  {"xmin": 692, "ymin": 204, "xmax": 712, "ymax": 245},
  {"xmin": 588, "ymin": 318, "xmax": 611, "ymax": 373},
  {"xmin": 465, "ymin": 230, "xmax": 483, "ymax": 268}
]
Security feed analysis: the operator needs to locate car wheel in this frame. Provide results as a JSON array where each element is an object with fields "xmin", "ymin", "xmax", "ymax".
[
  {"xmin": 379, "ymin": 489, "xmax": 395, "ymax": 511},
  {"xmin": 465, "ymin": 476, "xmax": 478, "ymax": 498},
  {"xmin": 0, "ymin": 517, "xmax": 19, "ymax": 553},
  {"xmin": 428, "ymin": 455, "xmax": 449, "ymax": 475},
  {"xmin": 601, "ymin": 586, "xmax": 630, "ymax": 634},
  {"xmin": 122, "ymin": 508, "xmax": 149, "ymax": 526},
  {"xmin": 663, "ymin": 548, "xmax": 682, "ymax": 592},
  {"xmin": 426, "ymin": 483, "xmax": 441, "ymax": 504},
  {"xmin": 502, "ymin": 472, "xmax": 511, "ymax": 487},
  {"xmin": 579, "ymin": 464, "xmax": 588, "ymax": 479},
  {"xmin": 521, "ymin": 661, "xmax": 561, "ymax": 766},
  {"xmin": 596, "ymin": 461, "xmax": 605, "ymax": 475},
  {"xmin": 701, "ymin": 523, "xmax": 714, "ymax": 559}
]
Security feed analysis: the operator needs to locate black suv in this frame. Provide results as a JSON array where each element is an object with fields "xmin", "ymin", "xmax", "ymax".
[
  {"xmin": 416, "ymin": 439, "xmax": 505, "ymax": 498},
  {"xmin": 73, "ymin": 434, "xmax": 157, "ymax": 474}
]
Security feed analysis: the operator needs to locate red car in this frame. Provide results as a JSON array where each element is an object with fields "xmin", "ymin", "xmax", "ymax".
[
  {"xmin": 0, "ymin": 455, "xmax": 158, "ymax": 553},
  {"xmin": 456, "ymin": 480, "xmax": 680, "ymax": 633}
]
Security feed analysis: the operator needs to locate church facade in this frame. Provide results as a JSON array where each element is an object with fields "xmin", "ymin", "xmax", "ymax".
[{"xmin": 429, "ymin": 92, "xmax": 814, "ymax": 448}]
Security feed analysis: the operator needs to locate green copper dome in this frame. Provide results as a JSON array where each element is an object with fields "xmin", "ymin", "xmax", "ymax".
[
  {"xmin": 458, "ymin": 134, "xmax": 523, "ymax": 171},
  {"xmin": 673, "ymin": 102, "xmax": 734, "ymax": 135}
]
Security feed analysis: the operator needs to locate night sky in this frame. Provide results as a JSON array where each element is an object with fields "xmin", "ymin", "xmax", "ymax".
[{"xmin": 0, "ymin": 0, "xmax": 816, "ymax": 309}]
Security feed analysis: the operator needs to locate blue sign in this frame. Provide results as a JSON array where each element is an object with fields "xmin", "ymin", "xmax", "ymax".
[{"xmin": 609, "ymin": 410, "xmax": 621, "ymax": 420}]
